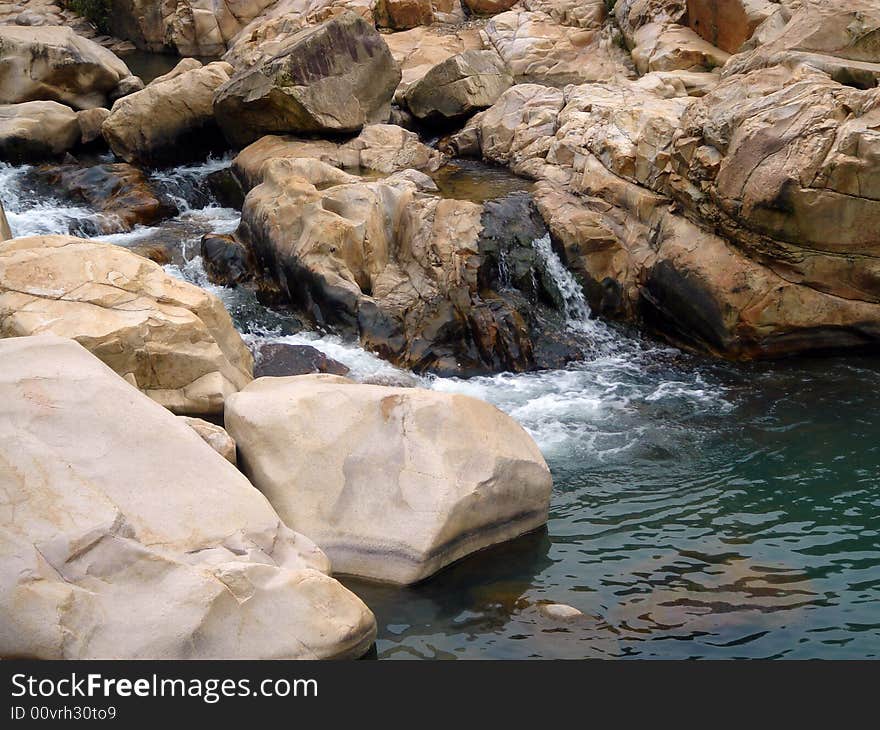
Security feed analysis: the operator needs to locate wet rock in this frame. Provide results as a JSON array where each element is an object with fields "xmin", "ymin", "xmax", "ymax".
[
  {"xmin": 34, "ymin": 163, "xmax": 176, "ymax": 232},
  {"xmin": 0, "ymin": 25, "xmax": 132, "ymax": 110},
  {"xmin": 253, "ymin": 343, "xmax": 351, "ymax": 378},
  {"xmin": 181, "ymin": 416, "xmax": 237, "ymax": 465},
  {"xmin": 0, "ymin": 335, "xmax": 375, "ymax": 659},
  {"xmin": 540, "ymin": 603, "xmax": 584, "ymax": 621},
  {"xmin": 206, "ymin": 168, "xmax": 246, "ymax": 209},
  {"xmin": 102, "ymin": 60, "xmax": 232, "ymax": 166},
  {"xmin": 213, "ymin": 13, "xmax": 401, "ymax": 147},
  {"xmin": 405, "ymin": 49, "xmax": 513, "ymax": 121},
  {"xmin": 0, "ymin": 236, "xmax": 253, "ymax": 415},
  {"xmin": 224, "ymin": 374, "xmax": 553, "ymax": 584},
  {"xmin": 200, "ymin": 233, "xmax": 256, "ymax": 287},
  {"xmin": 0, "ymin": 101, "xmax": 80, "ymax": 162}
]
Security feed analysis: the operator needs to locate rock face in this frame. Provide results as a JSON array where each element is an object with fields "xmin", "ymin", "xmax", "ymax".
[
  {"xmin": 0, "ymin": 201, "xmax": 10, "ymax": 241},
  {"xmin": 463, "ymin": 0, "xmax": 517, "ymax": 14},
  {"xmin": 0, "ymin": 101, "xmax": 80, "ymax": 163},
  {"xmin": 236, "ymin": 157, "xmax": 578, "ymax": 375},
  {"xmin": 0, "ymin": 236, "xmax": 253, "ymax": 415},
  {"xmin": 377, "ymin": 0, "xmax": 434, "ymax": 29},
  {"xmin": 214, "ymin": 13, "xmax": 401, "ymax": 146},
  {"xmin": 102, "ymin": 61, "xmax": 233, "ymax": 165},
  {"xmin": 483, "ymin": 8, "xmax": 635, "ymax": 85},
  {"xmin": 225, "ymin": 374, "xmax": 553, "ymax": 585},
  {"xmin": 686, "ymin": 0, "xmax": 775, "ymax": 54},
  {"xmin": 0, "ymin": 26, "xmax": 132, "ymax": 110},
  {"xmin": 405, "ymin": 50, "xmax": 513, "ymax": 121},
  {"xmin": 0, "ymin": 335, "xmax": 376, "ymax": 659}
]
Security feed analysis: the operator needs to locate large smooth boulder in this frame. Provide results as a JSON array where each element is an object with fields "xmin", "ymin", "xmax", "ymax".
[
  {"xmin": 214, "ymin": 12, "xmax": 401, "ymax": 147},
  {"xmin": 0, "ymin": 335, "xmax": 375, "ymax": 659},
  {"xmin": 405, "ymin": 49, "xmax": 513, "ymax": 120},
  {"xmin": 225, "ymin": 374, "xmax": 553, "ymax": 585},
  {"xmin": 0, "ymin": 236, "xmax": 253, "ymax": 415},
  {"xmin": 102, "ymin": 60, "xmax": 233, "ymax": 165},
  {"xmin": 0, "ymin": 26, "xmax": 132, "ymax": 110},
  {"xmin": 0, "ymin": 101, "xmax": 80, "ymax": 163}
]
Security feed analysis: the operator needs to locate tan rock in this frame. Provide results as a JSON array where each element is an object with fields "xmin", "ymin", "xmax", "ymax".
[
  {"xmin": 405, "ymin": 49, "xmax": 513, "ymax": 120},
  {"xmin": 181, "ymin": 416, "xmax": 237, "ymax": 465},
  {"xmin": 521, "ymin": 0, "xmax": 606, "ymax": 29},
  {"xmin": 102, "ymin": 61, "xmax": 232, "ymax": 165},
  {"xmin": 631, "ymin": 22, "xmax": 730, "ymax": 74},
  {"xmin": 0, "ymin": 25, "xmax": 131, "ymax": 110},
  {"xmin": 232, "ymin": 124, "xmax": 445, "ymax": 191},
  {"xmin": 0, "ymin": 100, "xmax": 80, "ymax": 162},
  {"xmin": 0, "ymin": 335, "xmax": 376, "ymax": 659},
  {"xmin": 225, "ymin": 374, "xmax": 553, "ymax": 584},
  {"xmin": 483, "ymin": 9, "xmax": 635, "ymax": 85},
  {"xmin": 384, "ymin": 25, "xmax": 484, "ymax": 102},
  {"xmin": 214, "ymin": 13, "xmax": 401, "ymax": 146},
  {"xmin": 463, "ymin": 0, "xmax": 516, "ymax": 14},
  {"xmin": 76, "ymin": 107, "xmax": 110, "ymax": 145},
  {"xmin": 0, "ymin": 236, "xmax": 253, "ymax": 415},
  {"xmin": 0, "ymin": 201, "xmax": 10, "ymax": 242},
  {"xmin": 614, "ymin": 0, "xmax": 687, "ymax": 48}
]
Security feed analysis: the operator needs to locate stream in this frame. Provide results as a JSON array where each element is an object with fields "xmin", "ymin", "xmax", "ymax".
[{"xmin": 2, "ymin": 158, "xmax": 878, "ymax": 659}]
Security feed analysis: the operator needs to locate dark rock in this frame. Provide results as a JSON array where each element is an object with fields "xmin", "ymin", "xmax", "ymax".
[
  {"xmin": 200, "ymin": 234, "xmax": 256, "ymax": 287},
  {"xmin": 206, "ymin": 168, "xmax": 246, "ymax": 210},
  {"xmin": 254, "ymin": 343, "xmax": 351, "ymax": 378}
]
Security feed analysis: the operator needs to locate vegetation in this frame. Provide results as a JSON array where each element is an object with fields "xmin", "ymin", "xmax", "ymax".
[{"xmin": 64, "ymin": 0, "xmax": 112, "ymax": 34}]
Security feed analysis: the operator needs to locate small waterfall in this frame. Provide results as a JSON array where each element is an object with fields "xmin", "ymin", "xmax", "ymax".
[{"xmin": 149, "ymin": 155, "xmax": 234, "ymax": 212}]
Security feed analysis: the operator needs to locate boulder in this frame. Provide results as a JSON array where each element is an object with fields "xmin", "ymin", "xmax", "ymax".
[
  {"xmin": 232, "ymin": 124, "xmax": 445, "ymax": 192},
  {"xmin": 213, "ymin": 13, "xmax": 401, "ymax": 147},
  {"xmin": 0, "ymin": 101, "xmax": 80, "ymax": 163},
  {"xmin": 483, "ymin": 9, "xmax": 635, "ymax": 85},
  {"xmin": 224, "ymin": 374, "xmax": 553, "ymax": 584},
  {"xmin": 33, "ymin": 163, "xmax": 176, "ymax": 233},
  {"xmin": 181, "ymin": 416, "xmax": 238, "ymax": 465},
  {"xmin": 0, "ymin": 236, "xmax": 253, "ymax": 415},
  {"xmin": 200, "ymin": 234, "xmax": 256, "ymax": 287},
  {"xmin": 102, "ymin": 61, "xmax": 233, "ymax": 165},
  {"xmin": 377, "ymin": 0, "xmax": 434, "ymax": 29},
  {"xmin": 463, "ymin": 0, "xmax": 517, "ymax": 14},
  {"xmin": 76, "ymin": 107, "xmax": 111, "ymax": 146},
  {"xmin": 686, "ymin": 0, "xmax": 776, "ymax": 54},
  {"xmin": 0, "ymin": 335, "xmax": 375, "ymax": 659},
  {"xmin": 631, "ymin": 22, "xmax": 730, "ymax": 74},
  {"xmin": 0, "ymin": 26, "xmax": 132, "ymax": 110},
  {"xmin": 614, "ymin": 0, "xmax": 688, "ymax": 48},
  {"xmin": 253, "ymin": 343, "xmax": 351, "ymax": 377},
  {"xmin": 521, "ymin": 0, "xmax": 606, "ymax": 29},
  {"xmin": 405, "ymin": 49, "xmax": 513, "ymax": 121},
  {"xmin": 383, "ymin": 25, "xmax": 484, "ymax": 102}
]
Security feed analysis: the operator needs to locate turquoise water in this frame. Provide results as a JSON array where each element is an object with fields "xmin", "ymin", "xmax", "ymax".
[{"xmin": 3, "ymin": 159, "xmax": 878, "ymax": 659}]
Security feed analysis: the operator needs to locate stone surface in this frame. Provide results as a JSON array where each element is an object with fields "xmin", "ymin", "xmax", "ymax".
[
  {"xmin": 225, "ymin": 374, "xmax": 553, "ymax": 585},
  {"xmin": 686, "ymin": 0, "xmax": 775, "ymax": 54},
  {"xmin": 0, "ymin": 236, "xmax": 253, "ymax": 414},
  {"xmin": 102, "ymin": 61, "xmax": 232, "ymax": 165},
  {"xmin": 405, "ymin": 49, "xmax": 513, "ymax": 121},
  {"xmin": 0, "ymin": 25, "xmax": 131, "ymax": 110},
  {"xmin": 540, "ymin": 603, "xmax": 584, "ymax": 621},
  {"xmin": 214, "ymin": 12, "xmax": 401, "ymax": 147},
  {"xmin": 253, "ymin": 343, "xmax": 351, "ymax": 378},
  {"xmin": 483, "ymin": 9, "xmax": 635, "ymax": 86},
  {"xmin": 463, "ymin": 0, "xmax": 516, "ymax": 14},
  {"xmin": 181, "ymin": 416, "xmax": 238, "ymax": 465},
  {"xmin": 0, "ymin": 201, "xmax": 10, "ymax": 241},
  {"xmin": 377, "ymin": 0, "xmax": 434, "ymax": 29},
  {"xmin": 76, "ymin": 106, "xmax": 110, "ymax": 146},
  {"xmin": 232, "ymin": 124, "xmax": 445, "ymax": 191},
  {"xmin": 0, "ymin": 335, "xmax": 375, "ymax": 659},
  {"xmin": 631, "ymin": 22, "xmax": 730, "ymax": 74},
  {"xmin": 0, "ymin": 100, "xmax": 80, "ymax": 162},
  {"xmin": 200, "ymin": 233, "xmax": 256, "ymax": 287},
  {"xmin": 384, "ymin": 25, "xmax": 483, "ymax": 102}
]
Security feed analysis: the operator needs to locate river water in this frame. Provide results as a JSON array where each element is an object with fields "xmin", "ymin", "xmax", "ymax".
[{"xmin": 2, "ymin": 159, "xmax": 878, "ymax": 659}]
